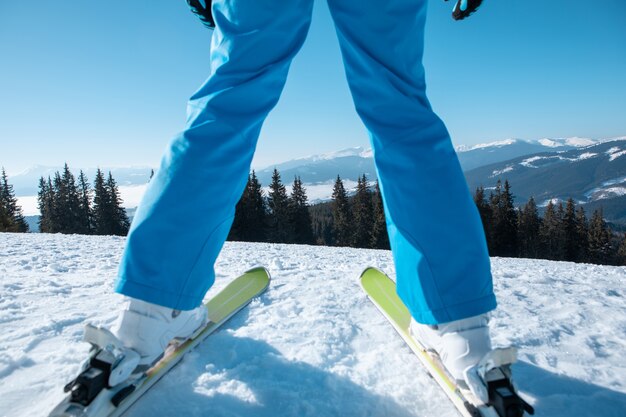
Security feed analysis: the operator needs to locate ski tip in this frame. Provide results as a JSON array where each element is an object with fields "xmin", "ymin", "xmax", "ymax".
[
  {"xmin": 359, "ymin": 266, "xmax": 386, "ymax": 279},
  {"xmin": 245, "ymin": 266, "xmax": 272, "ymax": 280},
  {"xmin": 244, "ymin": 266, "xmax": 271, "ymax": 293}
]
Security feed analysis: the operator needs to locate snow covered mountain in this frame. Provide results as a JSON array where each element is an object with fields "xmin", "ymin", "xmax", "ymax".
[
  {"xmin": 254, "ymin": 137, "xmax": 607, "ymax": 186},
  {"xmin": 8, "ymin": 136, "xmax": 625, "ymax": 214},
  {"xmin": 255, "ymin": 146, "xmax": 376, "ymax": 191},
  {"xmin": 464, "ymin": 139, "xmax": 626, "ymax": 224},
  {"xmin": 254, "ymin": 138, "xmax": 611, "ymax": 202},
  {"xmin": 454, "ymin": 137, "xmax": 600, "ymax": 171},
  {"xmin": 0, "ymin": 233, "xmax": 624, "ymax": 417}
]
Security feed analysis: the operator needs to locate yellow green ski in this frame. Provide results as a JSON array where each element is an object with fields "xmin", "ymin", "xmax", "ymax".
[
  {"xmin": 360, "ymin": 267, "xmax": 533, "ymax": 417},
  {"xmin": 50, "ymin": 267, "xmax": 270, "ymax": 417}
]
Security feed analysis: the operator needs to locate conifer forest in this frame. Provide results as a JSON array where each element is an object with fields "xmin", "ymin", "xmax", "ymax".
[{"xmin": 2, "ymin": 166, "xmax": 625, "ymax": 266}]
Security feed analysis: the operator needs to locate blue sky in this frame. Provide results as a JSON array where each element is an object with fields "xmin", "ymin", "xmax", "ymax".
[{"xmin": 1, "ymin": 0, "xmax": 625, "ymax": 175}]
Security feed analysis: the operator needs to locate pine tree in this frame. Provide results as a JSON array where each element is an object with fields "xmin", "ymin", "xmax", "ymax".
[
  {"xmin": 574, "ymin": 206, "xmax": 589, "ymax": 262},
  {"xmin": 246, "ymin": 171, "xmax": 267, "ymax": 242},
  {"xmin": 616, "ymin": 233, "xmax": 626, "ymax": 266},
  {"xmin": 229, "ymin": 179, "xmax": 250, "ymax": 241},
  {"xmin": 52, "ymin": 171, "xmax": 67, "ymax": 231},
  {"xmin": 93, "ymin": 169, "xmax": 109, "ymax": 235},
  {"xmin": 0, "ymin": 170, "xmax": 11, "ymax": 231},
  {"xmin": 45, "ymin": 164, "xmax": 82, "ymax": 234},
  {"xmin": 309, "ymin": 201, "xmax": 333, "ymax": 246},
  {"xmin": 267, "ymin": 169, "xmax": 293, "ymax": 243},
  {"xmin": 489, "ymin": 180, "xmax": 517, "ymax": 257},
  {"xmin": 331, "ymin": 176, "xmax": 352, "ymax": 247},
  {"xmin": 0, "ymin": 173, "xmax": 12, "ymax": 231},
  {"xmin": 93, "ymin": 169, "xmax": 129, "ymax": 236},
  {"xmin": 517, "ymin": 197, "xmax": 541, "ymax": 258},
  {"xmin": 352, "ymin": 174, "xmax": 373, "ymax": 248},
  {"xmin": 37, "ymin": 177, "xmax": 54, "ymax": 233},
  {"xmin": 230, "ymin": 171, "xmax": 267, "ymax": 242},
  {"xmin": 474, "ymin": 186, "xmax": 492, "ymax": 250},
  {"xmin": 562, "ymin": 199, "xmax": 580, "ymax": 262},
  {"xmin": 371, "ymin": 181, "xmax": 390, "ymax": 250},
  {"xmin": 77, "ymin": 170, "xmax": 93, "ymax": 234},
  {"xmin": 587, "ymin": 209, "xmax": 611, "ymax": 265},
  {"xmin": 106, "ymin": 172, "xmax": 130, "ymax": 236},
  {"xmin": 289, "ymin": 176, "xmax": 314, "ymax": 244},
  {"xmin": 63, "ymin": 164, "xmax": 82, "ymax": 233},
  {"xmin": 556, "ymin": 202, "xmax": 566, "ymax": 258},
  {"xmin": 539, "ymin": 201, "xmax": 565, "ymax": 260},
  {"xmin": 0, "ymin": 198, "xmax": 10, "ymax": 231},
  {"xmin": 0, "ymin": 168, "xmax": 29, "ymax": 232}
]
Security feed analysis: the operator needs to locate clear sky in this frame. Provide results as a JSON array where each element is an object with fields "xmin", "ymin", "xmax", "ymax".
[{"xmin": 1, "ymin": 0, "xmax": 625, "ymax": 175}]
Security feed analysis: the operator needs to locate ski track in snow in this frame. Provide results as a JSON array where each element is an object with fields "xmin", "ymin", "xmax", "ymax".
[{"xmin": 0, "ymin": 233, "xmax": 625, "ymax": 417}]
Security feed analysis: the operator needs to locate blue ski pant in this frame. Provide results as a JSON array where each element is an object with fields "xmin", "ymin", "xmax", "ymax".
[{"xmin": 115, "ymin": 0, "xmax": 497, "ymax": 325}]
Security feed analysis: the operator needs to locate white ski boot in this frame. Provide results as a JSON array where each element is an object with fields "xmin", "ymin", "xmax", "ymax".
[
  {"xmin": 410, "ymin": 314, "xmax": 534, "ymax": 415},
  {"xmin": 111, "ymin": 298, "xmax": 208, "ymax": 366},
  {"xmin": 410, "ymin": 313, "xmax": 492, "ymax": 383}
]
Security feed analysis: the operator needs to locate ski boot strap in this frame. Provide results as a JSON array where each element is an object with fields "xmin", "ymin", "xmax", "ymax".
[
  {"xmin": 465, "ymin": 348, "xmax": 535, "ymax": 416},
  {"xmin": 63, "ymin": 325, "xmax": 141, "ymax": 406}
]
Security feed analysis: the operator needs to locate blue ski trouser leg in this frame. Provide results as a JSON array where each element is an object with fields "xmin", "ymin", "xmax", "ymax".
[
  {"xmin": 327, "ymin": 0, "xmax": 496, "ymax": 324},
  {"xmin": 115, "ymin": 0, "xmax": 314, "ymax": 310}
]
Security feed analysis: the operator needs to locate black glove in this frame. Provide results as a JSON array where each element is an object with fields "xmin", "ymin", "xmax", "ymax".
[
  {"xmin": 186, "ymin": 0, "xmax": 215, "ymax": 29},
  {"xmin": 445, "ymin": 0, "xmax": 483, "ymax": 21}
]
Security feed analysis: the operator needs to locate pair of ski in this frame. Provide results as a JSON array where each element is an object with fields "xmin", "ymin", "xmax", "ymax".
[{"xmin": 49, "ymin": 267, "xmax": 533, "ymax": 417}]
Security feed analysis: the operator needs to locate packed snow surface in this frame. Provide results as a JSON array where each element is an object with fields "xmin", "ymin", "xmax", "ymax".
[{"xmin": 1, "ymin": 233, "xmax": 625, "ymax": 417}]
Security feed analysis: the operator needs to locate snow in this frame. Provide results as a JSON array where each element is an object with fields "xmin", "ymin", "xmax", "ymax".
[
  {"xmin": 607, "ymin": 148, "xmax": 626, "ymax": 162},
  {"xmin": 575, "ymin": 152, "xmax": 598, "ymax": 161},
  {"xmin": 602, "ymin": 176, "xmax": 626, "ymax": 187},
  {"xmin": 491, "ymin": 166, "xmax": 514, "ymax": 177},
  {"xmin": 585, "ymin": 187, "xmax": 626, "ymax": 201},
  {"xmin": 538, "ymin": 198, "xmax": 562, "ymax": 208},
  {"xmin": 518, "ymin": 152, "xmax": 598, "ymax": 170},
  {"xmin": 583, "ymin": 177, "xmax": 626, "ymax": 202},
  {"xmin": 520, "ymin": 156, "xmax": 549, "ymax": 168},
  {"xmin": 537, "ymin": 139, "xmax": 562, "ymax": 148},
  {"xmin": 537, "ymin": 137, "xmax": 595, "ymax": 148},
  {"xmin": 455, "ymin": 139, "xmax": 518, "ymax": 152},
  {"xmin": 278, "ymin": 147, "xmax": 372, "ymax": 165},
  {"xmin": 1, "ymin": 233, "xmax": 625, "ymax": 417}
]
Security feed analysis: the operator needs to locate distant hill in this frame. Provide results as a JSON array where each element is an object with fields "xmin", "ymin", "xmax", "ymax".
[
  {"xmin": 9, "ymin": 136, "xmax": 626, "ymax": 225},
  {"xmin": 255, "ymin": 147, "xmax": 376, "ymax": 186},
  {"xmin": 464, "ymin": 140, "xmax": 626, "ymax": 224},
  {"xmin": 255, "ymin": 137, "xmax": 611, "ymax": 185},
  {"xmin": 454, "ymin": 137, "xmax": 596, "ymax": 171}
]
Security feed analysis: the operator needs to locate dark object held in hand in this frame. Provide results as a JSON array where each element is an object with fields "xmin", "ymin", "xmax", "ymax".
[{"xmin": 186, "ymin": 0, "xmax": 215, "ymax": 29}]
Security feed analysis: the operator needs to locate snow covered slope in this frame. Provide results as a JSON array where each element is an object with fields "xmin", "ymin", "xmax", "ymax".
[{"xmin": 1, "ymin": 233, "xmax": 625, "ymax": 417}]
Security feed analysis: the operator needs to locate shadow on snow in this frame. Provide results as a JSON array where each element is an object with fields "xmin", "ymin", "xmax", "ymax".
[{"xmin": 514, "ymin": 360, "xmax": 626, "ymax": 417}]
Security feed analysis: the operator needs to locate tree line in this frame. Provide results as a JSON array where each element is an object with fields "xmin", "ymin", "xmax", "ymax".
[
  {"xmin": 228, "ymin": 169, "xmax": 315, "ymax": 244},
  {"xmin": 474, "ymin": 180, "xmax": 626, "ymax": 266},
  {"xmin": 0, "ymin": 168, "xmax": 29, "ymax": 232},
  {"xmin": 233, "ymin": 171, "xmax": 626, "ymax": 265},
  {"xmin": 2, "ymin": 164, "xmax": 626, "ymax": 266},
  {"xmin": 230, "ymin": 169, "xmax": 389, "ymax": 249},
  {"xmin": 37, "ymin": 164, "xmax": 130, "ymax": 235}
]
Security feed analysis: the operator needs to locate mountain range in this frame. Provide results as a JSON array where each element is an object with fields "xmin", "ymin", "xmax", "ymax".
[
  {"xmin": 9, "ymin": 136, "xmax": 626, "ymax": 225},
  {"xmin": 255, "ymin": 137, "xmax": 615, "ymax": 185},
  {"xmin": 464, "ymin": 139, "xmax": 626, "ymax": 224}
]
